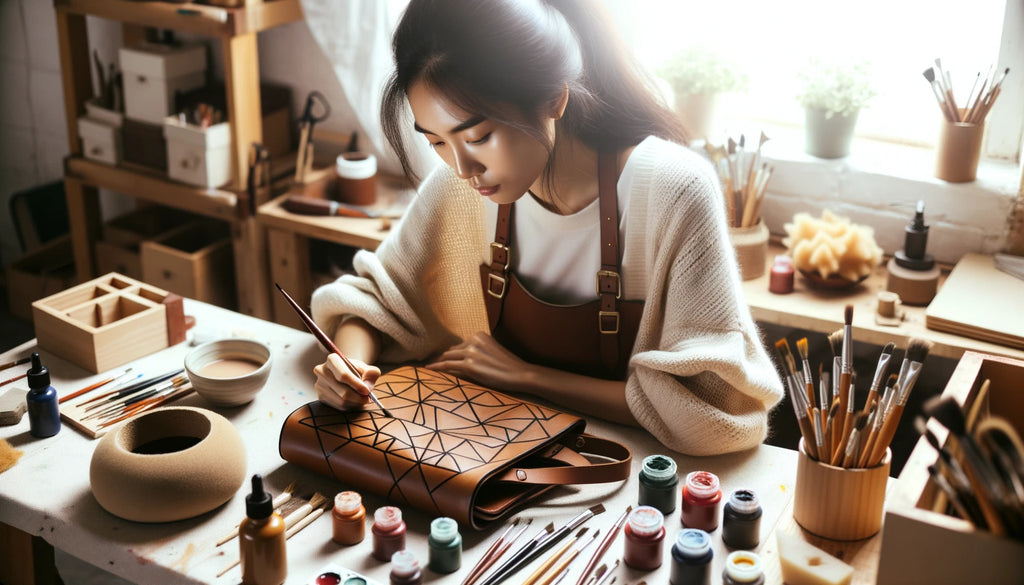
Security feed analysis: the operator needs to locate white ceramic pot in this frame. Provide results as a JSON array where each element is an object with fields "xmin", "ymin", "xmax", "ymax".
[
  {"xmin": 804, "ymin": 107, "xmax": 859, "ymax": 159},
  {"xmin": 90, "ymin": 406, "xmax": 247, "ymax": 522}
]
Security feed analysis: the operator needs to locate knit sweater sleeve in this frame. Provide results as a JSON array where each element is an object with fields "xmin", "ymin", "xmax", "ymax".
[
  {"xmin": 624, "ymin": 143, "xmax": 784, "ymax": 456},
  {"xmin": 310, "ymin": 166, "xmax": 490, "ymax": 363}
]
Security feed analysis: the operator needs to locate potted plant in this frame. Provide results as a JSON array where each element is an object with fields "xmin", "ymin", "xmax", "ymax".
[
  {"xmin": 797, "ymin": 58, "xmax": 876, "ymax": 158},
  {"xmin": 657, "ymin": 46, "xmax": 747, "ymax": 140}
]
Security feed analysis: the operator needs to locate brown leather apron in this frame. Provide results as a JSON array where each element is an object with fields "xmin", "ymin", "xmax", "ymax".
[{"xmin": 480, "ymin": 151, "xmax": 644, "ymax": 380}]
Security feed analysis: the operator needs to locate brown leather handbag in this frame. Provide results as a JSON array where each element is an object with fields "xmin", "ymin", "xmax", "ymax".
[{"xmin": 279, "ymin": 366, "xmax": 632, "ymax": 530}]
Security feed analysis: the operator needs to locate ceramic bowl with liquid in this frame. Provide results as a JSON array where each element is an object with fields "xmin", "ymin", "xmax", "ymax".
[{"xmin": 184, "ymin": 338, "xmax": 272, "ymax": 407}]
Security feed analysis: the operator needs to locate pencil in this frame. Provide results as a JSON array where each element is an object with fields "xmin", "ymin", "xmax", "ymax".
[{"xmin": 275, "ymin": 283, "xmax": 392, "ymax": 417}]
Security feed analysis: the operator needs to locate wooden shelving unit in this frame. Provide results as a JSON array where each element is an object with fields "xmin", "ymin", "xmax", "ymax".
[{"xmin": 55, "ymin": 0, "xmax": 304, "ymax": 319}]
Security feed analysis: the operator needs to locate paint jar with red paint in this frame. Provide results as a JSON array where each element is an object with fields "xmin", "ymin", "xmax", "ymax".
[
  {"xmin": 623, "ymin": 505, "xmax": 666, "ymax": 571},
  {"xmin": 681, "ymin": 471, "xmax": 722, "ymax": 532},
  {"xmin": 372, "ymin": 506, "xmax": 406, "ymax": 562}
]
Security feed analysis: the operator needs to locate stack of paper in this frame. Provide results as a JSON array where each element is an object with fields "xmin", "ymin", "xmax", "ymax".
[{"xmin": 925, "ymin": 253, "xmax": 1024, "ymax": 350}]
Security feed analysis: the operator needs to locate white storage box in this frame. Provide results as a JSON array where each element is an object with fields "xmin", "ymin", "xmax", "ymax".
[
  {"xmin": 77, "ymin": 113, "xmax": 123, "ymax": 165},
  {"xmin": 163, "ymin": 116, "xmax": 231, "ymax": 188},
  {"xmin": 120, "ymin": 43, "xmax": 207, "ymax": 124}
]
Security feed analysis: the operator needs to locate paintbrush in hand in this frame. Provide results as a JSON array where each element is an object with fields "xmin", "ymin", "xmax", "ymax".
[{"xmin": 275, "ymin": 283, "xmax": 391, "ymax": 417}]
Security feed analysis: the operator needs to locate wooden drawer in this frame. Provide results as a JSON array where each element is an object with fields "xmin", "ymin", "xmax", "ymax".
[
  {"xmin": 877, "ymin": 351, "xmax": 1024, "ymax": 584},
  {"xmin": 141, "ymin": 220, "xmax": 235, "ymax": 309},
  {"xmin": 96, "ymin": 206, "xmax": 192, "ymax": 278},
  {"xmin": 31, "ymin": 273, "xmax": 186, "ymax": 373}
]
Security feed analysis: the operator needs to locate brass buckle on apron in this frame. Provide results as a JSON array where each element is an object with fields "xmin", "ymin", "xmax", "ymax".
[
  {"xmin": 596, "ymin": 270, "xmax": 621, "ymax": 298},
  {"xmin": 598, "ymin": 311, "xmax": 620, "ymax": 334}
]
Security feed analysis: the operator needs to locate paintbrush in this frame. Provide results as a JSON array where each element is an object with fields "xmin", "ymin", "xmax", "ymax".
[
  {"xmin": 575, "ymin": 506, "xmax": 629, "ymax": 585},
  {"xmin": 0, "ymin": 373, "xmax": 27, "ymax": 388},
  {"xmin": 275, "ymin": 283, "xmax": 391, "ymax": 417},
  {"xmin": 97, "ymin": 383, "xmax": 194, "ymax": 428},
  {"xmin": 463, "ymin": 519, "xmax": 525, "ymax": 585},
  {"xmin": 923, "ymin": 67, "xmax": 954, "ymax": 122},
  {"xmin": 0, "ymin": 356, "xmax": 31, "ymax": 372},
  {"xmin": 217, "ymin": 493, "xmax": 331, "ymax": 577},
  {"xmin": 583, "ymin": 563, "xmax": 609, "ymax": 585},
  {"xmin": 539, "ymin": 530, "xmax": 599, "ymax": 585},
  {"xmin": 840, "ymin": 412, "xmax": 869, "ymax": 468},
  {"xmin": 594, "ymin": 566, "xmax": 618, "ymax": 585},
  {"xmin": 914, "ymin": 416, "xmax": 986, "ymax": 526},
  {"xmin": 216, "ymin": 482, "xmax": 297, "ymax": 546},
  {"xmin": 478, "ymin": 521, "xmax": 555, "ymax": 585},
  {"xmin": 787, "ymin": 370, "xmax": 818, "ymax": 461},
  {"xmin": 79, "ymin": 369, "xmax": 183, "ymax": 409},
  {"xmin": 467, "ymin": 519, "xmax": 533, "ymax": 585},
  {"xmin": 285, "ymin": 497, "xmax": 332, "ymax": 539},
  {"xmin": 824, "ymin": 400, "xmax": 841, "ymax": 460},
  {"xmin": 934, "ymin": 58, "xmax": 960, "ymax": 121},
  {"xmin": 795, "ymin": 338, "xmax": 815, "ymax": 410},
  {"xmin": 837, "ymin": 305, "xmax": 854, "ymax": 438},
  {"xmin": 863, "ymin": 339, "xmax": 933, "ymax": 466},
  {"xmin": 523, "ymin": 528, "xmax": 588, "ymax": 585},
  {"xmin": 924, "ymin": 395, "xmax": 1010, "ymax": 537},
  {"xmin": 858, "ymin": 373, "xmax": 897, "ymax": 468},
  {"xmin": 861, "ymin": 343, "xmax": 894, "ymax": 418},
  {"xmin": 60, "ymin": 367, "xmax": 133, "ymax": 404},
  {"xmin": 811, "ymin": 406, "xmax": 825, "ymax": 462},
  {"xmin": 927, "ymin": 463, "xmax": 981, "ymax": 527},
  {"xmin": 84, "ymin": 376, "xmax": 187, "ymax": 421},
  {"xmin": 818, "ymin": 365, "xmax": 829, "ymax": 439},
  {"xmin": 773, "ymin": 339, "xmax": 802, "ymax": 403},
  {"xmin": 827, "ymin": 328, "xmax": 843, "ymax": 404}
]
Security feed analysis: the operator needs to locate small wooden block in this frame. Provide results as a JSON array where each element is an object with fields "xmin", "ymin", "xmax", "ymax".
[
  {"xmin": 0, "ymin": 388, "xmax": 28, "ymax": 426},
  {"xmin": 162, "ymin": 294, "xmax": 187, "ymax": 345}
]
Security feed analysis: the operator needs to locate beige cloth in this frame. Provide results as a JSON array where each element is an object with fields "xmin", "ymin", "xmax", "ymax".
[{"xmin": 312, "ymin": 137, "xmax": 784, "ymax": 455}]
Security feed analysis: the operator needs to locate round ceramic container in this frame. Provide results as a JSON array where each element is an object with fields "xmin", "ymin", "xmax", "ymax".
[
  {"xmin": 90, "ymin": 406, "xmax": 247, "ymax": 522},
  {"xmin": 184, "ymin": 339, "xmax": 272, "ymax": 407}
]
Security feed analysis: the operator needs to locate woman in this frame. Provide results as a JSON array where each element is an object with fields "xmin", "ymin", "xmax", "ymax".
[{"xmin": 311, "ymin": 0, "xmax": 782, "ymax": 455}]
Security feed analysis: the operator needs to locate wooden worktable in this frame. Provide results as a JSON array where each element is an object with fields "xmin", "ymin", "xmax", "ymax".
[{"xmin": 0, "ymin": 300, "xmax": 887, "ymax": 585}]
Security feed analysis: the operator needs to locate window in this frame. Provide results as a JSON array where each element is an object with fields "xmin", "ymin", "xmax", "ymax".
[{"xmin": 615, "ymin": 0, "xmax": 1022, "ymax": 161}]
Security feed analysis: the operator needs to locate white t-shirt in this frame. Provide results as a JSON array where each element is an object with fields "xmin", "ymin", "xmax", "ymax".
[{"xmin": 482, "ymin": 153, "xmax": 636, "ymax": 305}]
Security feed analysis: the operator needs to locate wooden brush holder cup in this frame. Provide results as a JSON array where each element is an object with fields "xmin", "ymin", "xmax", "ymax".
[
  {"xmin": 793, "ymin": 439, "xmax": 890, "ymax": 540},
  {"xmin": 935, "ymin": 110, "xmax": 984, "ymax": 183},
  {"xmin": 728, "ymin": 220, "xmax": 769, "ymax": 280}
]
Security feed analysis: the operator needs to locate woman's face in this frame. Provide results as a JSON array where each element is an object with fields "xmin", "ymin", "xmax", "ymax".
[{"xmin": 408, "ymin": 79, "xmax": 553, "ymax": 204}]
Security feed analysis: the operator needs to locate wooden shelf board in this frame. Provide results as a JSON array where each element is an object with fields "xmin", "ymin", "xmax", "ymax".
[
  {"xmin": 55, "ymin": 0, "xmax": 303, "ymax": 37},
  {"xmin": 743, "ymin": 244, "xmax": 1024, "ymax": 361},
  {"xmin": 65, "ymin": 156, "xmax": 240, "ymax": 222}
]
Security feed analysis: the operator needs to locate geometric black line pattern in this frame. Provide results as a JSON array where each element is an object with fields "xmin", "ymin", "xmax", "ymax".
[{"xmin": 293, "ymin": 366, "xmax": 576, "ymax": 516}]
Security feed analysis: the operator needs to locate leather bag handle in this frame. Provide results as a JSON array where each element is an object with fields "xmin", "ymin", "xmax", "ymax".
[{"xmin": 490, "ymin": 434, "xmax": 632, "ymax": 486}]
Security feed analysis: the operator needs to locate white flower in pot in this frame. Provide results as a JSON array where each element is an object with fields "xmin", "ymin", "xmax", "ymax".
[
  {"xmin": 797, "ymin": 58, "xmax": 876, "ymax": 158},
  {"xmin": 657, "ymin": 46, "xmax": 747, "ymax": 141}
]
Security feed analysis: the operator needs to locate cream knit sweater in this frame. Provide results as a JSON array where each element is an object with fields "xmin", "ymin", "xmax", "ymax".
[{"xmin": 312, "ymin": 137, "xmax": 784, "ymax": 455}]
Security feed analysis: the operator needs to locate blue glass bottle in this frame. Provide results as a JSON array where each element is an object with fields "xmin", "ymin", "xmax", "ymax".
[{"xmin": 26, "ymin": 353, "xmax": 60, "ymax": 438}]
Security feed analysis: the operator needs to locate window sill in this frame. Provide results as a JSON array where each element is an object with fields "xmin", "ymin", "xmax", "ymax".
[{"xmin": 751, "ymin": 125, "xmax": 1021, "ymax": 264}]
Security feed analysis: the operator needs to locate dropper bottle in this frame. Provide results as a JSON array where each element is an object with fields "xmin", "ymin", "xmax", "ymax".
[
  {"xmin": 239, "ymin": 474, "xmax": 287, "ymax": 585},
  {"xmin": 26, "ymin": 353, "xmax": 60, "ymax": 438}
]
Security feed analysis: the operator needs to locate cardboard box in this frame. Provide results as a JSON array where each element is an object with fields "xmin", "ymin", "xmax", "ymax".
[
  {"xmin": 877, "ymin": 351, "xmax": 1024, "ymax": 584},
  {"xmin": 141, "ymin": 220, "xmax": 235, "ymax": 309},
  {"xmin": 31, "ymin": 273, "xmax": 186, "ymax": 373},
  {"xmin": 5, "ymin": 236, "xmax": 76, "ymax": 322},
  {"xmin": 77, "ymin": 102, "xmax": 123, "ymax": 166}
]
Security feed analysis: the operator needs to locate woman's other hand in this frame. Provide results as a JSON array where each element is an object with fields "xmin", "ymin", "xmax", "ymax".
[
  {"xmin": 313, "ymin": 354, "xmax": 381, "ymax": 411},
  {"xmin": 426, "ymin": 332, "xmax": 533, "ymax": 391}
]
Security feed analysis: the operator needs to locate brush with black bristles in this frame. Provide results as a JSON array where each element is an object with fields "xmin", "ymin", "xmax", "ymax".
[
  {"xmin": 924, "ymin": 395, "xmax": 1010, "ymax": 537},
  {"xmin": 479, "ymin": 521, "xmax": 557, "ymax": 585},
  {"xmin": 838, "ymin": 305, "xmax": 855, "ymax": 434},
  {"xmin": 914, "ymin": 416, "xmax": 987, "ymax": 528},
  {"xmin": 827, "ymin": 328, "xmax": 843, "ymax": 404},
  {"xmin": 859, "ymin": 373, "xmax": 898, "ymax": 468},
  {"xmin": 774, "ymin": 339, "xmax": 806, "ymax": 411},
  {"xmin": 894, "ymin": 338, "xmax": 933, "ymax": 407},
  {"xmin": 863, "ymin": 338, "xmax": 933, "ymax": 466}
]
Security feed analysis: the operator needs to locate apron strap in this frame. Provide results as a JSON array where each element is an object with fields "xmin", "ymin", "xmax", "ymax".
[
  {"xmin": 484, "ymin": 203, "xmax": 513, "ymax": 331},
  {"xmin": 596, "ymin": 151, "xmax": 622, "ymax": 374},
  {"xmin": 490, "ymin": 434, "xmax": 633, "ymax": 485}
]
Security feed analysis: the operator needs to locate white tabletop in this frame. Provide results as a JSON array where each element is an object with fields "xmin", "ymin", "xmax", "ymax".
[{"xmin": 0, "ymin": 299, "xmax": 799, "ymax": 585}]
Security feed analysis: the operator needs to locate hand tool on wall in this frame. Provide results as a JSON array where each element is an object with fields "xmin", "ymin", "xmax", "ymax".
[{"xmin": 294, "ymin": 90, "xmax": 331, "ymax": 185}]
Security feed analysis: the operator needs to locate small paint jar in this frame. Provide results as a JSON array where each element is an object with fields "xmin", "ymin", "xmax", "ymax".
[
  {"xmin": 722, "ymin": 550, "xmax": 764, "ymax": 585},
  {"xmin": 623, "ymin": 505, "xmax": 666, "ymax": 570},
  {"xmin": 768, "ymin": 255, "xmax": 794, "ymax": 294},
  {"xmin": 427, "ymin": 517, "xmax": 462, "ymax": 574},
  {"xmin": 722, "ymin": 489, "xmax": 762, "ymax": 550},
  {"xmin": 371, "ymin": 506, "xmax": 406, "ymax": 562},
  {"xmin": 389, "ymin": 550, "xmax": 423, "ymax": 585},
  {"xmin": 669, "ymin": 528, "xmax": 713, "ymax": 585},
  {"xmin": 681, "ymin": 471, "xmax": 722, "ymax": 532},
  {"xmin": 638, "ymin": 454, "xmax": 679, "ymax": 514},
  {"xmin": 332, "ymin": 491, "xmax": 366, "ymax": 545}
]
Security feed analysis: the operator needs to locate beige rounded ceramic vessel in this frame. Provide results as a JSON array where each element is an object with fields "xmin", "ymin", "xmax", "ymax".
[
  {"xmin": 184, "ymin": 338, "xmax": 272, "ymax": 407},
  {"xmin": 90, "ymin": 406, "xmax": 247, "ymax": 523}
]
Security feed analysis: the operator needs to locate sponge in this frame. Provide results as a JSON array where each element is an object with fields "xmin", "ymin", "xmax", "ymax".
[
  {"xmin": 0, "ymin": 439, "xmax": 24, "ymax": 474},
  {"xmin": 777, "ymin": 532, "xmax": 854, "ymax": 585},
  {"xmin": 0, "ymin": 387, "xmax": 27, "ymax": 426}
]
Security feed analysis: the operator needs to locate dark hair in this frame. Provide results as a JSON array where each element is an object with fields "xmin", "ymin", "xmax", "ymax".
[{"xmin": 381, "ymin": 0, "xmax": 688, "ymax": 185}]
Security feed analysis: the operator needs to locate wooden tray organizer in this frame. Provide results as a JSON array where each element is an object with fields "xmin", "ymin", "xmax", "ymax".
[
  {"xmin": 877, "ymin": 351, "xmax": 1024, "ymax": 584},
  {"xmin": 32, "ymin": 273, "xmax": 187, "ymax": 374}
]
